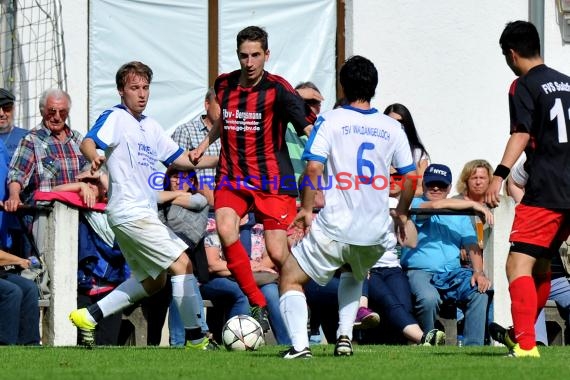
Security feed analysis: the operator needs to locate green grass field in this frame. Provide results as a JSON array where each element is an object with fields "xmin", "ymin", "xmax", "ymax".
[{"xmin": 1, "ymin": 344, "xmax": 565, "ymax": 380}]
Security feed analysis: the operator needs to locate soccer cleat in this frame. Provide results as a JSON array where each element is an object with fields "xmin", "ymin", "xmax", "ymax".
[
  {"xmin": 281, "ymin": 346, "xmax": 313, "ymax": 359},
  {"xmin": 250, "ymin": 305, "xmax": 270, "ymax": 332},
  {"xmin": 506, "ymin": 344, "xmax": 540, "ymax": 358},
  {"xmin": 185, "ymin": 336, "xmax": 220, "ymax": 350},
  {"xmin": 334, "ymin": 335, "xmax": 353, "ymax": 356},
  {"xmin": 489, "ymin": 322, "xmax": 516, "ymax": 350},
  {"xmin": 421, "ymin": 329, "xmax": 446, "ymax": 346},
  {"xmin": 353, "ymin": 307, "xmax": 380, "ymax": 329},
  {"xmin": 69, "ymin": 308, "xmax": 96, "ymax": 348}
]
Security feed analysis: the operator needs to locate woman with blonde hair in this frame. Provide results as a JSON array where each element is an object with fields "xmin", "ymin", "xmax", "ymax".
[
  {"xmin": 454, "ymin": 159, "xmax": 493, "ymax": 249},
  {"xmin": 456, "ymin": 160, "xmax": 493, "ymax": 203}
]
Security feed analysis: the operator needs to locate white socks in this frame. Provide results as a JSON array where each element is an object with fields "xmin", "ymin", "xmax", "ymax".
[
  {"xmin": 98, "ymin": 277, "xmax": 148, "ymax": 318},
  {"xmin": 171, "ymin": 274, "xmax": 202, "ymax": 330},
  {"xmin": 280, "ymin": 290, "xmax": 309, "ymax": 351},
  {"xmin": 337, "ymin": 272, "xmax": 362, "ymax": 340}
]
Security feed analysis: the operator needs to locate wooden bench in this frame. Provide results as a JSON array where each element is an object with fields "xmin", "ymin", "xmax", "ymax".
[{"xmin": 544, "ymin": 299, "xmax": 566, "ymax": 345}]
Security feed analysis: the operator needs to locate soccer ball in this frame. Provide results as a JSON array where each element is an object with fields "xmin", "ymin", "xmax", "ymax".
[{"xmin": 221, "ymin": 315, "xmax": 265, "ymax": 351}]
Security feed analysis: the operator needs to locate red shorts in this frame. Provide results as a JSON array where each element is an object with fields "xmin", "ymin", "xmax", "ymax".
[
  {"xmin": 510, "ymin": 203, "xmax": 570, "ymax": 257},
  {"xmin": 214, "ymin": 187, "xmax": 297, "ymax": 231}
]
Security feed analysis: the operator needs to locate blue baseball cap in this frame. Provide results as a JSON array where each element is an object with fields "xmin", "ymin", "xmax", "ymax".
[{"xmin": 423, "ymin": 164, "xmax": 452, "ymax": 186}]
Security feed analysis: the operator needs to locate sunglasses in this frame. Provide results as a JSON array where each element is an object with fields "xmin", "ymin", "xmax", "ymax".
[
  {"xmin": 426, "ymin": 181, "xmax": 449, "ymax": 189},
  {"xmin": 1, "ymin": 104, "xmax": 14, "ymax": 112},
  {"xmin": 46, "ymin": 107, "xmax": 69, "ymax": 119},
  {"xmin": 305, "ymin": 99, "xmax": 322, "ymax": 107}
]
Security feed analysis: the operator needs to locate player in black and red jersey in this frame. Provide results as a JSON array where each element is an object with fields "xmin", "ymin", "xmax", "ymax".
[
  {"xmin": 485, "ymin": 20, "xmax": 570, "ymax": 358},
  {"xmin": 192, "ymin": 26, "xmax": 315, "ymax": 331}
]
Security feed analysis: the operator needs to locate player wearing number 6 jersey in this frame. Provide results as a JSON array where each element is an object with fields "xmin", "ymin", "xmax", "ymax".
[
  {"xmin": 485, "ymin": 21, "xmax": 570, "ymax": 358},
  {"xmin": 279, "ymin": 55, "xmax": 417, "ymax": 359}
]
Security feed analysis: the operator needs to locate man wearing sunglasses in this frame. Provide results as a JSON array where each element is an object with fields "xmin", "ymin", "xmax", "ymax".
[
  {"xmin": 4, "ymin": 88, "xmax": 86, "ymax": 212},
  {"xmin": 0, "ymin": 89, "xmax": 29, "ymax": 159},
  {"xmin": 400, "ymin": 163, "xmax": 493, "ymax": 346}
]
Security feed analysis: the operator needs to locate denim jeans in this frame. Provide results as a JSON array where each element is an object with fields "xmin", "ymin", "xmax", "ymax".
[
  {"xmin": 260, "ymin": 282, "xmax": 291, "ymax": 345},
  {"xmin": 168, "ymin": 276, "xmax": 211, "ymax": 346},
  {"xmin": 0, "ymin": 273, "xmax": 40, "ymax": 345},
  {"xmin": 535, "ymin": 276, "xmax": 570, "ymax": 345},
  {"xmin": 368, "ymin": 267, "xmax": 417, "ymax": 331},
  {"xmin": 406, "ymin": 269, "xmax": 488, "ymax": 346},
  {"xmin": 200, "ymin": 277, "xmax": 250, "ymax": 315}
]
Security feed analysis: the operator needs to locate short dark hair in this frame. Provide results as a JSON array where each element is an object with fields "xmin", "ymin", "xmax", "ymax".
[
  {"xmin": 115, "ymin": 61, "xmax": 153, "ymax": 90},
  {"xmin": 499, "ymin": 20, "xmax": 541, "ymax": 58},
  {"xmin": 237, "ymin": 26, "xmax": 268, "ymax": 51},
  {"xmin": 339, "ymin": 55, "xmax": 378, "ymax": 103}
]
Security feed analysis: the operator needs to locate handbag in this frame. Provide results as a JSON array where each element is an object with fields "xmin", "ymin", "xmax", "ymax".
[{"xmin": 20, "ymin": 255, "xmax": 50, "ymax": 300}]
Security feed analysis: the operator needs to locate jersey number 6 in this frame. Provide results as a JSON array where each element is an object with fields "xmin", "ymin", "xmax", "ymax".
[{"xmin": 356, "ymin": 142, "xmax": 375, "ymax": 185}]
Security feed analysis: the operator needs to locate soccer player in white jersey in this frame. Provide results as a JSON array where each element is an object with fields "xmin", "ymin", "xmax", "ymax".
[
  {"xmin": 69, "ymin": 61, "xmax": 218, "ymax": 349},
  {"xmin": 279, "ymin": 55, "xmax": 417, "ymax": 359}
]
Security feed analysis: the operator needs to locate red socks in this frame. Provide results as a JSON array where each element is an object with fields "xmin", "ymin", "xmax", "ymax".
[
  {"xmin": 224, "ymin": 240, "xmax": 267, "ymax": 307},
  {"xmin": 534, "ymin": 272, "xmax": 552, "ymax": 317},
  {"xmin": 509, "ymin": 276, "xmax": 536, "ymax": 350}
]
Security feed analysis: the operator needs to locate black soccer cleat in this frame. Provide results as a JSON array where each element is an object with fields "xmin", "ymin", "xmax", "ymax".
[
  {"xmin": 334, "ymin": 335, "xmax": 353, "ymax": 356},
  {"xmin": 489, "ymin": 322, "xmax": 516, "ymax": 350},
  {"xmin": 281, "ymin": 346, "xmax": 313, "ymax": 359},
  {"xmin": 250, "ymin": 305, "xmax": 270, "ymax": 333}
]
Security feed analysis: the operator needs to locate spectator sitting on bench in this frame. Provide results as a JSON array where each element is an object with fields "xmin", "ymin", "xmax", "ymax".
[
  {"xmin": 0, "ymin": 139, "xmax": 40, "ymax": 345},
  {"xmin": 452, "ymin": 159, "xmax": 495, "ymax": 341},
  {"xmin": 144, "ymin": 167, "xmax": 211, "ymax": 346},
  {"xmin": 0, "ymin": 248, "xmax": 40, "ymax": 345},
  {"xmin": 50, "ymin": 170, "xmax": 130, "ymax": 345},
  {"xmin": 4, "ymin": 88, "xmax": 87, "ymax": 213},
  {"xmin": 400, "ymin": 163, "xmax": 493, "ymax": 346},
  {"xmin": 365, "ymin": 196, "xmax": 445, "ymax": 346}
]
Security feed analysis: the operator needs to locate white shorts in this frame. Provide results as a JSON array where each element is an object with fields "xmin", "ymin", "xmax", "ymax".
[
  {"xmin": 112, "ymin": 216, "xmax": 188, "ymax": 281},
  {"xmin": 291, "ymin": 223, "xmax": 385, "ymax": 286}
]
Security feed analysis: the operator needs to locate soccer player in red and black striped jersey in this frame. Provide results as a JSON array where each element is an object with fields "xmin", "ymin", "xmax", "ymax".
[
  {"xmin": 192, "ymin": 26, "xmax": 315, "ymax": 331},
  {"xmin": 485, "ymin": 21, "xmax": 570, "ymax": 358}
]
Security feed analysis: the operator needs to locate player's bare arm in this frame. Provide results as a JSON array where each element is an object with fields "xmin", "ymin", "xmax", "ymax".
[
  {"xmin": 293, "ymin": 160, "xmax": 323, "ymax": 233},
  {"xmin": 80, "ymin": 137, "xmax": 106, "ymax": 174},
  {"xmin": 391, "ymin": 210, "xmax": 418, "ymax": 248},
  {"xmin": 485, "ymin": 132, "xmax": 529, "ymax": 208},
  {"xmin": 191, "ymin": 117, "xmax": 221, "ymax": 163},
  {"xmin": 393, "ymin": 169, "xmax": 416, "ymax": 242},
  {"xmin": 172, "ymin": 153, "xmax": 218, "ymax": 172}
]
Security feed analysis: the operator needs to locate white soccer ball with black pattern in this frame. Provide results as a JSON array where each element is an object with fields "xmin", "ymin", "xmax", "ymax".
[{"xmin": 221, "ymin": 315, "xmax": 265, "ymax": 351}]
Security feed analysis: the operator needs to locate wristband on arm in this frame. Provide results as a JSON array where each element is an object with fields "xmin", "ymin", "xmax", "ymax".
[{"xmin": 493, "ymin": 164, "xmax": 510, "ymax": 180}]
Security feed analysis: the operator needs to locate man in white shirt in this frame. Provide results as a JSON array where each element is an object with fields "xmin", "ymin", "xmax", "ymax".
[{"xmin": 69, "ymin": 61, "xmax": 217, "ymax": 349}]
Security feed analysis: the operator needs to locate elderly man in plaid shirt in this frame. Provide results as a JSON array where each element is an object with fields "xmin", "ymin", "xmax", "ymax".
[{"xmin": 4, "ymin": 88, "xmax": 87, "ymax": 211}]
